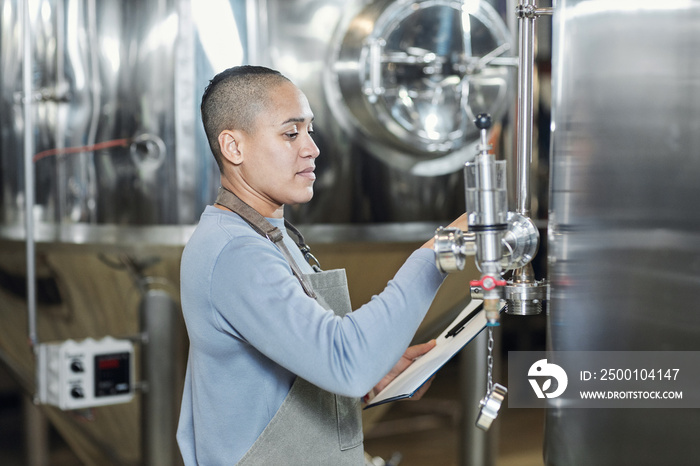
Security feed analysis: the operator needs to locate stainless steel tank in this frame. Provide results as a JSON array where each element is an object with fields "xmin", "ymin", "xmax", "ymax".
[
  {"xmin": 255, "ymin": 0, "xmax": 515, "ymax": 223},
  {"xmin": 1, "ymin": 0, "xmax": 515, "ymax": 233},
  {"xmin": 547, "ymin": 1, "xmax": 700, "ymax": 464},
  {"xmin": 0, "ymin": 0, "xmax": 210, "ymax": 228}
]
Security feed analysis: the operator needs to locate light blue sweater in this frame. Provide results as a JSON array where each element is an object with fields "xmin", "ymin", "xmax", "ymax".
[{"xmin": 176, "ymin": 206, "xmax": 445, "ymax": 465}]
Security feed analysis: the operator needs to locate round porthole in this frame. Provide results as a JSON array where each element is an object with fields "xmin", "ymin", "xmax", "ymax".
[{"xmin": 326, "ymin": 0, "xmax": 514, "ymax": 176}]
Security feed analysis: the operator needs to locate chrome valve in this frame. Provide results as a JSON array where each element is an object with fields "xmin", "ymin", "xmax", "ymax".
[
  {"xmin": 500, "ymin": 212, "xmax": 539, "ymax": 271},
  {"xmin": 433, "ymin": 113, "xmax": 546, "ymax": 323},
  {"xmin": 434, "ymin": 227, "xmax": 476, "ymax": 273}
]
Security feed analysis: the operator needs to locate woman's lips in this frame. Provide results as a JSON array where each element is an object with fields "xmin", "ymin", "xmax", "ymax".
[{"xmin": 297, "ymin": 167, "xmax": 316, "ymax": 180}]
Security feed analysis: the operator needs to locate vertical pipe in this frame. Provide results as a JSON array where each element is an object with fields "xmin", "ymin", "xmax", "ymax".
[
  {"xmin": 85, "ymin": 0, "xmax": 100, "ymax": 223},
  {"xmin": 516, "ymin": 0, "xmax": 535, "ymax": 217},
  {"xmin": 140, "ymin": 289, "xmax": 179, "ymax": 466},
  {"xmin": 22, "ymin": 0, "xmax": 38, "ymax": 349},
  {"xmin": 56, "ymin": 0, "xmax": 67, "ymax": 222},
  {"xmin": 24, "ymin": 395, "xmax": 49, "ymax": 466},
  {"xmin": 505, "ymin": 0, "xmax": 519, "ymax": 212}
]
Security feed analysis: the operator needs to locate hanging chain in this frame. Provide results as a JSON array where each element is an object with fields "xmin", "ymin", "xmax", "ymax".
[
  {"xmin": 476, "ymin": 325, "xmax": 506, "ymax": 432},
  {"xmin": 486, "ymin": 326, "xmax": 494, "ymax": 393}
]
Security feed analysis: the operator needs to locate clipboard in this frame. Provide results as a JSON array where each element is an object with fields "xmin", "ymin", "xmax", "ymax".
[{"xmin": 364, "ymin": 299, "xmax": 503, "ymax": 409}]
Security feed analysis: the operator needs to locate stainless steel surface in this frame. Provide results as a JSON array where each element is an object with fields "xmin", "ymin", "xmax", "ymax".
[
  {"xmin": 2, "ymin": 0, "xmax": 194, "ymax": 238},
  {"xmin": 328, "ymin": 0, "xmax": 514, "ymax": 175},
  {"xmin": 0, "ymin": 221, "xmax": 450, "ymax": 249},
  {"xmin": 547, "ymin": 0, "xmax": 700, "ymax": 464},
  {"xmin": 1, "ymin": 0, "xmax": 200, "ymax": 230},
  {"xmin": 317, "ymin": 0, "xmax": 515, "ymax": 222}
]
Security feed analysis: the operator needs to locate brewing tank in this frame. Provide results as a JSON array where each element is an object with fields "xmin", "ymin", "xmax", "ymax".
[
  {"xmin": 1, "ymin": 0, "xmax": 515, "ymax": 233},
  {"xmin": 546, "ymin": 1, "xmax": 700, "ymax": 464}
]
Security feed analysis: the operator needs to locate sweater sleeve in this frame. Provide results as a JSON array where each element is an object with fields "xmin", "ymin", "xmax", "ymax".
[{"xmin": 210, "ymin": 235, "xmax": 445, "ymax": 397}]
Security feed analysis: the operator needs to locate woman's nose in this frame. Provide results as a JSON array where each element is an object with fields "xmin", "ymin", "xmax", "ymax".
[{"xmin": 303, "ymin": 133, "xmax": 320, "ymax": 158}]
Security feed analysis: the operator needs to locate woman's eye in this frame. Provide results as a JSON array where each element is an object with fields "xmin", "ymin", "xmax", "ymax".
[{"xmin": 286, "ymin": 132, "xmax": 299, "ymax": 139}]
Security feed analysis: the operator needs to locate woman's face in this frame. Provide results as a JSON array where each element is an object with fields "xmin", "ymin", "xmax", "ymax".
[{"xmin": 234, "ymin": 81, "xmax": 320, "ymax": 216}]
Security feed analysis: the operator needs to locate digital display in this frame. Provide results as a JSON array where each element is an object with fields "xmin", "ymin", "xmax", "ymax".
[
  {"xmin": 98, "ymin": 358, "xmax": 121, "ymax": 370},
  {"xmin": 94, "ymin": 352, "xmax": 131, "ymax": 397}
]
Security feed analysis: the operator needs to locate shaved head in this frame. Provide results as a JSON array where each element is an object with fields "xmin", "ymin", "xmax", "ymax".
[{"xmin": 201, "ymin": 65, "xmax": 291, "ymax": 171}]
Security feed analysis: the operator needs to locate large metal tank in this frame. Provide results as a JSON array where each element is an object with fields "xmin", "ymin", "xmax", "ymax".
[
  {"xmin": 247, "ymin": 0, "xmax": 516, "ymax": 223},
  {"xmin": 1, "ymin": 1, "xmax": 198, "ymax": 464},
  {"xmin": 0, "ymin": 0, "xmax": 210, "ymax": 227},
  {"xmin": 1, "ymin": 0, "xmax": 516, "ymax": 234},
  {"xmin": 0, "ymin": 0, "xmax": 516, "ymax": 464},
  {"xmin": 546, "ymin": 1, "xmax": 700, "ymax": 464}
]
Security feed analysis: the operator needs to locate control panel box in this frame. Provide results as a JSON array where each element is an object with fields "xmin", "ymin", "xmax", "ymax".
[{"xmin": 36, "ymin": 337, "xmax": 134, "ymax": 410}]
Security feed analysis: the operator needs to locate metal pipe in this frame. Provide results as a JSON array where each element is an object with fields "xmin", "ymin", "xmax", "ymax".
[
  {"xmin": 24, "ymin": 395, "xmax": 49, "ymax": 466},
  {"xmin": 515, "ymin": 1, "xmax": 553, "ymax": 217},
  {"xmin": 516, "ymin": 0, "xmax": 535, "ymax": 217},
  {"xmin": 22, "ymin": 0, "xmax": 38, "ymax": 349},
  {"xmin": 56, "ymin": 0, "xmax": 67, "ymax": 222},
  {"xmin": 140, "ymin": 289, "xmax": 179, "ymax": 466}
]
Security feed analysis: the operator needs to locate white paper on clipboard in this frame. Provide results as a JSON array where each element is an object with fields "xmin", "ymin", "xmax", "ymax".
[{"xmin": 364, "ymin": 299, "xmax": 503, "ymax": 409}]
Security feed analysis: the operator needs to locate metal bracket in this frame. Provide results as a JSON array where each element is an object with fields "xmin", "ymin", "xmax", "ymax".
[{"xmin": 516, "ymin": 4, "xmax": 553, "ymax": 19}]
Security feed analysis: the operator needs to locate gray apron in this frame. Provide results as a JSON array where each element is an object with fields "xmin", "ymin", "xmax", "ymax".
[{"xmin": 215, "ymin": 188, "xmax": 364, "ymax": 465}]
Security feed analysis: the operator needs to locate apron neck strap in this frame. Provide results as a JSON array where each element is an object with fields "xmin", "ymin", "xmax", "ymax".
[
  {"xmin": 214, "ymin": 187, "xmax": 317, "ymax": 298},
  {"xmin": 284, "ymin": 220, "xmax": 322, "ymax": 273}
]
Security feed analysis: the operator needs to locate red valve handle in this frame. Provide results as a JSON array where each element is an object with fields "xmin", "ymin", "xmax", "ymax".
[{"xmin": 470, "ymin": 276, "xmax": 507, "ymax": 291}]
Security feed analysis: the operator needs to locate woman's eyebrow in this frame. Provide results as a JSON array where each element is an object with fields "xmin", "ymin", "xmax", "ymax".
[{"xmin": 280, "ymin": 116, "xmax": 314, "ymax": 126}]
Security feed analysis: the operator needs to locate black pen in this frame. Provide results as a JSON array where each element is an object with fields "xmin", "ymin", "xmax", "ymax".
[{"xmin": 445, "ymin": 303, "xmax": 484, "ymax": 338}]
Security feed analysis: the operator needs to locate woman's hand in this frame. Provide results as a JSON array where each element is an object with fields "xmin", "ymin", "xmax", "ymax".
[{"xmin": 364, "ymin": 340, "xmax": 438, "ymax": 403}]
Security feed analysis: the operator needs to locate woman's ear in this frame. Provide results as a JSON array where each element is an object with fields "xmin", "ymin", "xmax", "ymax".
[{"xmin": 218, "ymin": 130, "xmax": 243, "ymax": 165}]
